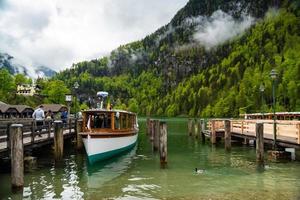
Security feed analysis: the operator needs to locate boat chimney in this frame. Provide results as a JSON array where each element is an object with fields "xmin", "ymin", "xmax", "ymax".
[{"xmin": 97, "ymin": 91, "xmax": 108, "ymax": 109}]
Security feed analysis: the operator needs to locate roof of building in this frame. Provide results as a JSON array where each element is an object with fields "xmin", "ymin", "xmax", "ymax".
[
  {"xmin": 0, "ymin": 104, "xmax": 18, "ymax": 113},
  {"xmin": 38, "ymin": 104, "xmax": 67, "ymax": 113},
  {"xmin": 0, "ymin": 101, "xmax": 7, "ymax": 105},
  {"xmin": 13, "ymin": 105, "xmax": 34, "ymax": 113}
]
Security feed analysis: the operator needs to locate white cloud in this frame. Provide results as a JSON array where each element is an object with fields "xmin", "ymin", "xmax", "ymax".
[
  {"xmin": 0, "ymin": 0, "xmax": 188, "ymax": 71},
  {"xmin": 193, "ymin": 10, "xmax": 255, "ymax": 50}
]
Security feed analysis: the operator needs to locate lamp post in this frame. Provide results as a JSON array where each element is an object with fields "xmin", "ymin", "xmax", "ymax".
[
  {"xmin": 74, "ymin": 82, "xmax": 79, "ymax": 118},
  {"xmin": 259, "ymin": 83, "xmax": 265, "ymax": 118},
  {"xmin": 270, "ymin": 69, "xmax": 277, "ymax": 150},
  {"xmin": 65, "ymin": 94, "xmax": 72, "ymax": 118}
]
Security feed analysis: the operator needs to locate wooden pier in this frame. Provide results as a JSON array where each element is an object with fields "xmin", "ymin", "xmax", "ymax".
[
  {"xmin": 200, "ymin": 119, "xmax": 300, "ymax": 149},
  {"xmin": 0, "ymin": 118, "xmax": 78, "ymax": 159}
]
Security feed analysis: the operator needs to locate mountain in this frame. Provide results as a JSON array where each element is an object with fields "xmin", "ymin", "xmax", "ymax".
[
  {"xmin": 55, "ymin": 0, "xmax": 300, "ymax": 117},
  {"xmin": 0, "ymin": 52, "xmax": 56, "ymax": 78}
]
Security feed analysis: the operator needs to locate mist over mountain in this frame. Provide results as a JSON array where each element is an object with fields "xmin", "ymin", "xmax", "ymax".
[{"xmin": 0, "ymin": 52, "xmax": 56, "ymax": 78}]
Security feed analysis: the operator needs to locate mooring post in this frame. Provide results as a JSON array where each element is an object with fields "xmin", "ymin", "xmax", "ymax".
[
  {"xmin": 76, "ymin": 119, "xmax": 83, "ymax": 150},
  {"xmin": 224, "ymin": 120, "xmax": 231, "ymax": 151},
  {"xmin": 159, "ymin": 121, "xmax": 167, "ymax": 167},
  {"xmin": 201, "ymin": 119, "xmax": 205, "ymax": 142},
  {"xmin": 256, "ymin": 123, "xmax": 264, "ymax": 164},
  {"xmin": 146, "ymin": 118, "xmax": 150, "ymax": 136},
  {"xmin": 211, "ymin": 120, "xmax": 216, "ymax": 144},
  {"xmin": 195, "ymin": 119, "xmax": 201, "ymax": 139},
  {"xmin": 6, "ymin": 123, "xmax": 11, "ymax": 150},
  {"xmin": 54, "ymin": 120, "xmax": 64, "ymax": 160},
  {"xmin": 193, "ymin": 119, "xmax": 198, "ymax": 139},
  {"xmin": 188, "ymin": 118, "xmax": 192, "ymax": 136},
  {"xmin": 153, "ymin": 120, "xmax": 160, "ymax": 151},
  {"xmin": 242, "ymin": 138, "xmax": 250, "ymax": 145},
  {"xmin": 10, "ymin": 124, "xmax": 24, "ymax": 189},
  {"xmin": 150, "ymin": 120, "xmax": 154, "ymax": 141},
  {"xmin": 30, "ymin": 121, "xmax": 35, "ymax": 144}
]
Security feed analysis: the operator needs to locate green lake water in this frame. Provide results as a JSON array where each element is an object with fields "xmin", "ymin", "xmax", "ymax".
[{"xmin": 1, "ymin": 118, "xmax": 300, "ymax": 199}]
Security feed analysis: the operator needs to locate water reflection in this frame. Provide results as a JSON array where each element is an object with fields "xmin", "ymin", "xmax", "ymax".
[
  {"xmin": 1, "ymin": 118, "xmax": 300, "ymax": 199},
  {"xmin": 85, "ymin": 146, "xmax": 137, "ymax": 189}
]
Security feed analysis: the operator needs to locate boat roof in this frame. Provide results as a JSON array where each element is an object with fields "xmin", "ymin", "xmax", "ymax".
[{"xmin": 83, "ymin": 108, "xmax": 136, "ymax": 115}]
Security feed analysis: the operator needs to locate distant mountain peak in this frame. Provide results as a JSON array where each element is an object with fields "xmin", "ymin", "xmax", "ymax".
[{"xmin": 0, "ymin": 52, "xmax": 56, "ymax": 78}]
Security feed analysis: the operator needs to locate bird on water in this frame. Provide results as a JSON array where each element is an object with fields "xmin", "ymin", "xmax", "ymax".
[{"xmin": 195, "ymin": 168, "xmax": 205, "ymax": 174}]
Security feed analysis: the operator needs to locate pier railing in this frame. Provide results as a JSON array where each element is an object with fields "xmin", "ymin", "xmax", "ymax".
[
  {"xmin": 206, "ymin": 119, "xmax": 300, "ymax": 145},
  {"xmin": 0, "ymin": 118, "xmax": 77, "ymax": 153}
]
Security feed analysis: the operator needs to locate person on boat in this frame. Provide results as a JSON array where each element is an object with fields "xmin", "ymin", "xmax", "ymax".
[
  {"xmin": 77, "ymin": 109, "xmax": 83, "ymax": 119},
  {"xmin": 32, "ymin": 105, "xmax": 45, "ymax": 137}
]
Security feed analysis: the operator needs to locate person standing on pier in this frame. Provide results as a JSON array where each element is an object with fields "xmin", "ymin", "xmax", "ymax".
[
  {"xmin": 32, "ymin": 105, "xmax": 45, "ymax": 137},
  {"xmin": 61, "ymin": 110, "xmax": 68, "ymax": 126}
]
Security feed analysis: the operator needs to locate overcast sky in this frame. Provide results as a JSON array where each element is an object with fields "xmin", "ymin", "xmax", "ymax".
[{"xmin": 0, "ymin": 0, "xmax": 188, "ymax": 71}]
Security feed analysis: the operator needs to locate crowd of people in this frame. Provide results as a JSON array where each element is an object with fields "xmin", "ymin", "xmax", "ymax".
[{"xmin": 32, "ymin": 106, "xmax": 83, "ymax": 137}]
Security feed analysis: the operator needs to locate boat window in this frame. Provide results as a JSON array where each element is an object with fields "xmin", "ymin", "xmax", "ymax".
[
  {"xmin": 86, "ymin": 113, "xmax": 111, "ymax": 129},
  {"xmin": 111, "ymin": 112, "xmax": 136, "ymax": 130}
]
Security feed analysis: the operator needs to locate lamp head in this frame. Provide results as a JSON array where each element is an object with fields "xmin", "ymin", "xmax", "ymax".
[
  {"xmin": 270, "ymin": 69, "xmax": 277, "ymax": 79},
  {"xmin": 74, "ymin": 81, "xmax": 79, "ymax": 89}
]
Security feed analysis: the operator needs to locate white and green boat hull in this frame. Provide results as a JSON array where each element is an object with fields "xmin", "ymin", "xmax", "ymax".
[{"xmin": 82, "ymin": 134, "xmax": 138, "ymax": 164}]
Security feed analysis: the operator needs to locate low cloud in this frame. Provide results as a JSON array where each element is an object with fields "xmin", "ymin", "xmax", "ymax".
[{"xmin": 192, "ymin": 10, "xmax": 255, "ymax": 50}]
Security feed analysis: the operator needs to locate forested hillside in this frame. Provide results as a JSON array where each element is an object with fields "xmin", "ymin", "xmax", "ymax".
[{"xmin": 2, "ymin": 0, "xmax": 298, "ymax": 117}]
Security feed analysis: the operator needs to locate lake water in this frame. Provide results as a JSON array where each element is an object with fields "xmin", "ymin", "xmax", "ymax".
[{"xmin": 1, "ymin": 118, "xmax": 300, "ymax": 199}]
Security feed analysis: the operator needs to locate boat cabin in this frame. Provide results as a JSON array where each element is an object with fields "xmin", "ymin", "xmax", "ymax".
[{"xmin": 82, "ymin": 109, "xmax": 137, "ymax": 133}]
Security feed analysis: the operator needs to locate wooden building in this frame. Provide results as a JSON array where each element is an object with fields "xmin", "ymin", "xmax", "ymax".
[
  {"xmin": 0, "ymin": 102, "xmax": 67, "ymax": 119},
  {"xmin": 14, "ymin": 105, "xmax": 34, "ymax": 118},
  {"xmin": 16, "ymin": 84, "xmax": 40, "ymax": 96},
  {"xmin": 0, "ymin": 104, "xmax": 19, "ymax": 118}
]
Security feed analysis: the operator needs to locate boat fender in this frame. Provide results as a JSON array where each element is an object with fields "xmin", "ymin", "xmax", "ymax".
[{"xmin": 116, "ymin": 112, "xmax": 120, "ymax": 118}]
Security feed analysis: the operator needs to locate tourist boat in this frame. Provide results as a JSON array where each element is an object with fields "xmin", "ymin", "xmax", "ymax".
[{"xmin": 79, "ymin": 92, "xmax": 139, "ymax": 163}]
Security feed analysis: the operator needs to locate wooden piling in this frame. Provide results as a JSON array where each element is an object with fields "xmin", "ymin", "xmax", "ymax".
[
  {"xmin": 188, "ymin": 118, "xmax": 193, "ymax": 136},
  {"xmin": 194, "ymin": 119, "xmax": 200, "ymax": 139},
  {"xmin": 146, "ymin": 118, "xmax": 150, "ymax": 135},
  {"xmin": 10, "ymin": 124, "xmax": 24, "ymax": 189},
  {"xmin": 54, "ymin": 121, "xmax": 64, "ymax": 160},
  {"xmin": 150, "ymin": 120, "xmax": 155, "ymax": 141},
  {"xmin": 242, "ymin": 138, "xmax": 250, "ymax": 145},
  {"xmin": 76, "ymin": 119, "xmax": 83, "ymax": 150},
  {"xmin": 256, "ymin": 123, "xmax": 264, "ymax": 164},
  {"xmin": 153, "ymin": 120, "xmax": 160, "ymax": 151},
  {"xmin": 224, "ymin": 120, "xmax": 231, "ymax": 151},
  {"xmin": 211, "ymin": 120, "xmax": 216, "ymax": 144},
  {"xmin": 159, "ymin": 121, "xmax": 167, "ymax": 166},
  {"xmin": 200, "ymin": 120, "xmax": 206, "ymax": 142}
]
